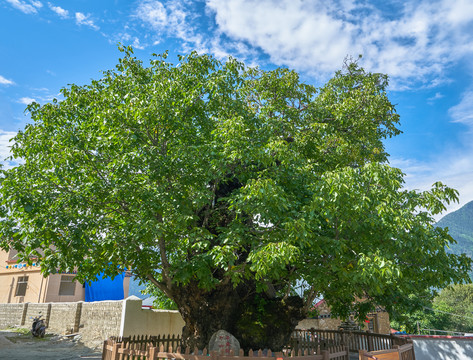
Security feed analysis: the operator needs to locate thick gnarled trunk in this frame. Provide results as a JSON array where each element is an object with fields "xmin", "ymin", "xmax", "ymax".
[
  {"xmin": 172, "ymin": 281, "xmax": 306, "ymax": 351},
  {"xmin": 173, "ymin": 281, "xmax": 241, "ymax": 350}
]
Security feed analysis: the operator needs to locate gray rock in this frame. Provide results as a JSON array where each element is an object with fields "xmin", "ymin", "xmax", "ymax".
[{"xmin": 209, "ymin": 330, "xmax": 240, "ymax": 355}]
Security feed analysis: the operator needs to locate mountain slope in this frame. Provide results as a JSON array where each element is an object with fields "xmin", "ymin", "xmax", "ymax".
[{"xmin": 437, "ymin": 201, "xmax": 473, "ymax": 257}]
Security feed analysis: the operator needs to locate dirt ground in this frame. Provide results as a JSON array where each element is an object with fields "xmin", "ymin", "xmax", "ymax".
[{"xmin": 0, "ymin": 329, "xmax": 102, "ymax": 360}]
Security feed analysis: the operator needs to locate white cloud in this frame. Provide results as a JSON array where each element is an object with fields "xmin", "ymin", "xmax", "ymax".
[
  {"xmin": 391, "ymin": 153, "xmax": 473, "ymax": 220},
  {"xmin": 135, "ymin": 0, "xmax": 167, "ymax": 29},
  {"xmin": 390, "ymin": 90, "xmax": 473, "ymax": 219},
  {"xmin": 427, "ymin": 92, "xmax": 444, "ymax": 103},
  {"xmin": 204, "ymin": 0, "xmax": 473, "ymax": 87},
  {"xmin": 110, "ymin": 32, "xmax": 146, "ymax": 50},
  {"xmin": 128, "ymin": 0, "xmax": 473, "ymax": 87},
  {"xmin": 18, "ymin": 97, "xmax": 36, "ymax": 105},
  {"xmin": 5, "ymin": 0, "xmax": 42, "ymax": 14},
  {"xmin": 132, "ymin": 37, "xmax": 145, "ymax": 50},
  {"xmin": 75, "ymin": 12, "xmax": 99, "ymax": 30},
  {"xmin": 0, "ymin": 75, "xmax": 15, "ymax": 86},
  {"xmin": 0, "ymin": 130, "xmax": 18, "ymax": 163},
  {"xmin": 449, "ymin": 90, "xmax": 473, "ymax": 128},
  {"xmin": 30, "ymin": 0, "xmax": 42, "ymax": 8},
  {"xmin": 134, "ymin": 0, "xmax": 205, "ymax": 51},
  {"xmin": 48, "ymin": 2, "xmax": 68, "ymax": 18}
]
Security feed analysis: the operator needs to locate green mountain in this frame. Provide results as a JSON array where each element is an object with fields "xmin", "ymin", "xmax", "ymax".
[{"xmin": 437, "ymin": 201, "xmax": 473, "ymax": 258}]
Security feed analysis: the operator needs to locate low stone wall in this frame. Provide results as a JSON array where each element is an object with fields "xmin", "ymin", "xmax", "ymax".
[
  {"xmin": 79, "ymin": 300, "xmax": 123, "ymax": 345},
  {"xmin": 0, "ymin": 297, "xmax": 185, "ymax": 348},
  {"xmin": 25, "ymin": 303, "xmax": 51, "ymax": 326},
  {"xmin": 0, "ymin": 303, "xmax": 26, "ymax": 328},
  {"xmin": 47, "ymin": 302, "xmax": 81, "ymax": 334}
]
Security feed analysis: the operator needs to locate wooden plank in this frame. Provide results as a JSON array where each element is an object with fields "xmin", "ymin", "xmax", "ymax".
[{"xmin": 369, "ymin": 353, "xmax": 399, "ymax": 360}]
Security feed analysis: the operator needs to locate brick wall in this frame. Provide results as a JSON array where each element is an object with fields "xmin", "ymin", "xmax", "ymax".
[
  {"xmin": 376, "ymin": 311, "xmax": 390, "ymax": 334},
  {"xmin": 0, "ymin": 303, "xmax": 27, "ymax": 328},
  {"xmin": 78, "ymin": 300, "xmax": 123, "ymax": 346},
  {"xmin": 0, "ymin": 300, "xmax": 124, "ymax": 347},
  {"xmin": 296, "ymin": 317, "xmax": 343, "ymax": 331},
  {"xmin": 25, "ymin": 303, "xmax": 51, "ymax": 326},
  {"xmin": 47, "ymin": 302, "xmax": 82, "ymax": 334}
]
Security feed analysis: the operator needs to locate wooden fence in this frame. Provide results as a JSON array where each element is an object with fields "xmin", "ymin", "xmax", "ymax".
[
  {"xmin": 102, "ymin": 336, "xmax": 349, "ymax": 360},
  {"xmin": 109, "ymin": 334, "xmax": 184, "ymax": 352},
  {"xmin": 290, "ymin": 329, "xmax": 409, "ymax": 354},
  {"xmin": 358, "ymin": 343, "xmax": 415, "ymax": 360},
  {"xmin": 102, "ymin": 330, "xmax": 416, "ymax": 360}
]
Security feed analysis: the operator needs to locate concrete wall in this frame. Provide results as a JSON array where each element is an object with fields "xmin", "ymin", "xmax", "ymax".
[
  {"xmin": 411, "ymin": 336, "xmax": 473, "ymax": 360},
  {"xmin": 0, "ymin": 257, "xmax": 85, "ymax": 304},
  {"xmin": 0, "ymin": 269, "xmax": 47, "ymax": 303},
  {"xmin": 121, "ymin": 296, "xmax": 185, "ymax": 337},
  {"xmin": 1, "ymin": 249, "xmax": 129, "ymax": 304},
  {"xmin": 44, "ymin": 274, "xmax": 86, "ymax": 303}
]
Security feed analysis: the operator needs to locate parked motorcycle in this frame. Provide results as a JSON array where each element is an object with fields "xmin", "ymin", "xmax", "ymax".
[{"xmin": 31, "ymin": 315, "xmax": 46, "ymax": 338}]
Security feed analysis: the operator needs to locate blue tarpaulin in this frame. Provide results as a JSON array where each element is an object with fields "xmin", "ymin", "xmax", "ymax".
[{"xmin": 85, "ymin": 272, "xmax": 125, "ymax": 302}]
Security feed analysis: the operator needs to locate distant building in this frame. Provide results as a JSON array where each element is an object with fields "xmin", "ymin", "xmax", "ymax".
[
  {"xmin": 0, "ymin": 248, "xmax": 129, "ymax": 303},
  {"xmin": 296, "ymin": 299, "xmax": 391, "ymax": 334}
]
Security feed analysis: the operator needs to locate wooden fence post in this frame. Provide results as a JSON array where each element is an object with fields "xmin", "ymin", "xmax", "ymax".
[
  {"xmin": 110, "ymin": 343, "xmax": 120, "ymax": 360},
  {"xmin": 321, "ymin": 350, "xmax": 329, "ymax": 360},
  {"xmin": 367, "ymin": 332, "xmax": 374, "ymax": 352},
  {"xmin": 101, "ymin": 341, "xmax": 108, "ymax": 360},
  {"xmin": 406, "ymin": 338, "xmax": 416, "ymax": 359},
  {"xmin": 149, "ymin": 345, "xmax": 157, "ymax": 360}
]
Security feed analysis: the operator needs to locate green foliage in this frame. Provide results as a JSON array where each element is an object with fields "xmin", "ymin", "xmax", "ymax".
[
  {"xmin": 0, "ymin": 46, "xmax": 470, "ymax": 325},
  {"xmin": 391, "ymin": 284, "xmax": 473, "ymax": 333},
  {"xmin": 142, "ymin": 282, "xmax": 178, "ymax": 310},
  {"xmin": 389, "ymin": 292, "xmax": 442, "ymax": 334},
  {"xmin": 431, "ymin": 284, "xmax": 473, "ymax": 332}
]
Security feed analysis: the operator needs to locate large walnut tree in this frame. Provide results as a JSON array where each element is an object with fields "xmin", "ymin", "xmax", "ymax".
[{"xmin": 1, "ymin": 47, "xmax": 470, "ymax": 350}]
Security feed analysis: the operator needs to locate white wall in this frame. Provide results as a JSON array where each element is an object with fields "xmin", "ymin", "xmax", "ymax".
[
  {"xmin": 120, "ymin": 296, "xmax": 185, "ymax": 337},
  {"xmin": 412, "ymin": 337, "xmax": 473, "ymax": 360}
]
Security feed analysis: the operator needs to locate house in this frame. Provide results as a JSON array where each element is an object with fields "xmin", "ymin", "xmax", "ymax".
[
  {"xmin": 0, "ymin": 248, "xmax": 130, "ymax": 303},
  {"xmin": 296, "ymin": 299, "xmax": 391, "ymax": 334}
]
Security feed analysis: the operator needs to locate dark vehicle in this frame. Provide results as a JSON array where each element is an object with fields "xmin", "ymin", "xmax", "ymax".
[{"xmin": 31, "ymin": 315, "xmax": 46, "ymax": 338}]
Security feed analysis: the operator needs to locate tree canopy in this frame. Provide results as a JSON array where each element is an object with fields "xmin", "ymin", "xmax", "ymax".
[
  {"xmin": 1, "ymin": 46, "xmax": 471, "ymax": 349},
  {"xmin": 432, "ymin": 284, "xmax": 473, "ymax": 332},
  {"xmin": 391, "ymin": 284, "xmax": 473, "ymax": 334}
]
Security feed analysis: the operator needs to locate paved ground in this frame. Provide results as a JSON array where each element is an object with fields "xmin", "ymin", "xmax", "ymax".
[{"xmin": 0, "ymin": 329, "xmax": 102, "ymax": 360}]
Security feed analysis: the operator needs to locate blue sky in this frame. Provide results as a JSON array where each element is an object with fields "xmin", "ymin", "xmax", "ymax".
[{"xmin": 1, "ymin": 0, "xmax": 473, "ymax": 218}]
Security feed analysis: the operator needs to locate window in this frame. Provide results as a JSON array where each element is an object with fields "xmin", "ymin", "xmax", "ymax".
[
  {"xmin": 15, "ymin": 276, "xmax": 28, "ymax": 296},
  {"xmin": 59, "ymin": 275, "xmax": 76, "ymax": 296}
]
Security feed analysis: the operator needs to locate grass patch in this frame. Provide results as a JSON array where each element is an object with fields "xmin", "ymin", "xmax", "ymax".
[
  {"xmin": 5, "ymin": 333, "xmax": 53, "ymax": 343},
  {"xmin": 2, "ymin": 327, "xmax": 30, "ymax": 335},
  {"xmin": 2, "ymin": 326, "xmax": 54, "ymax": 343}
]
